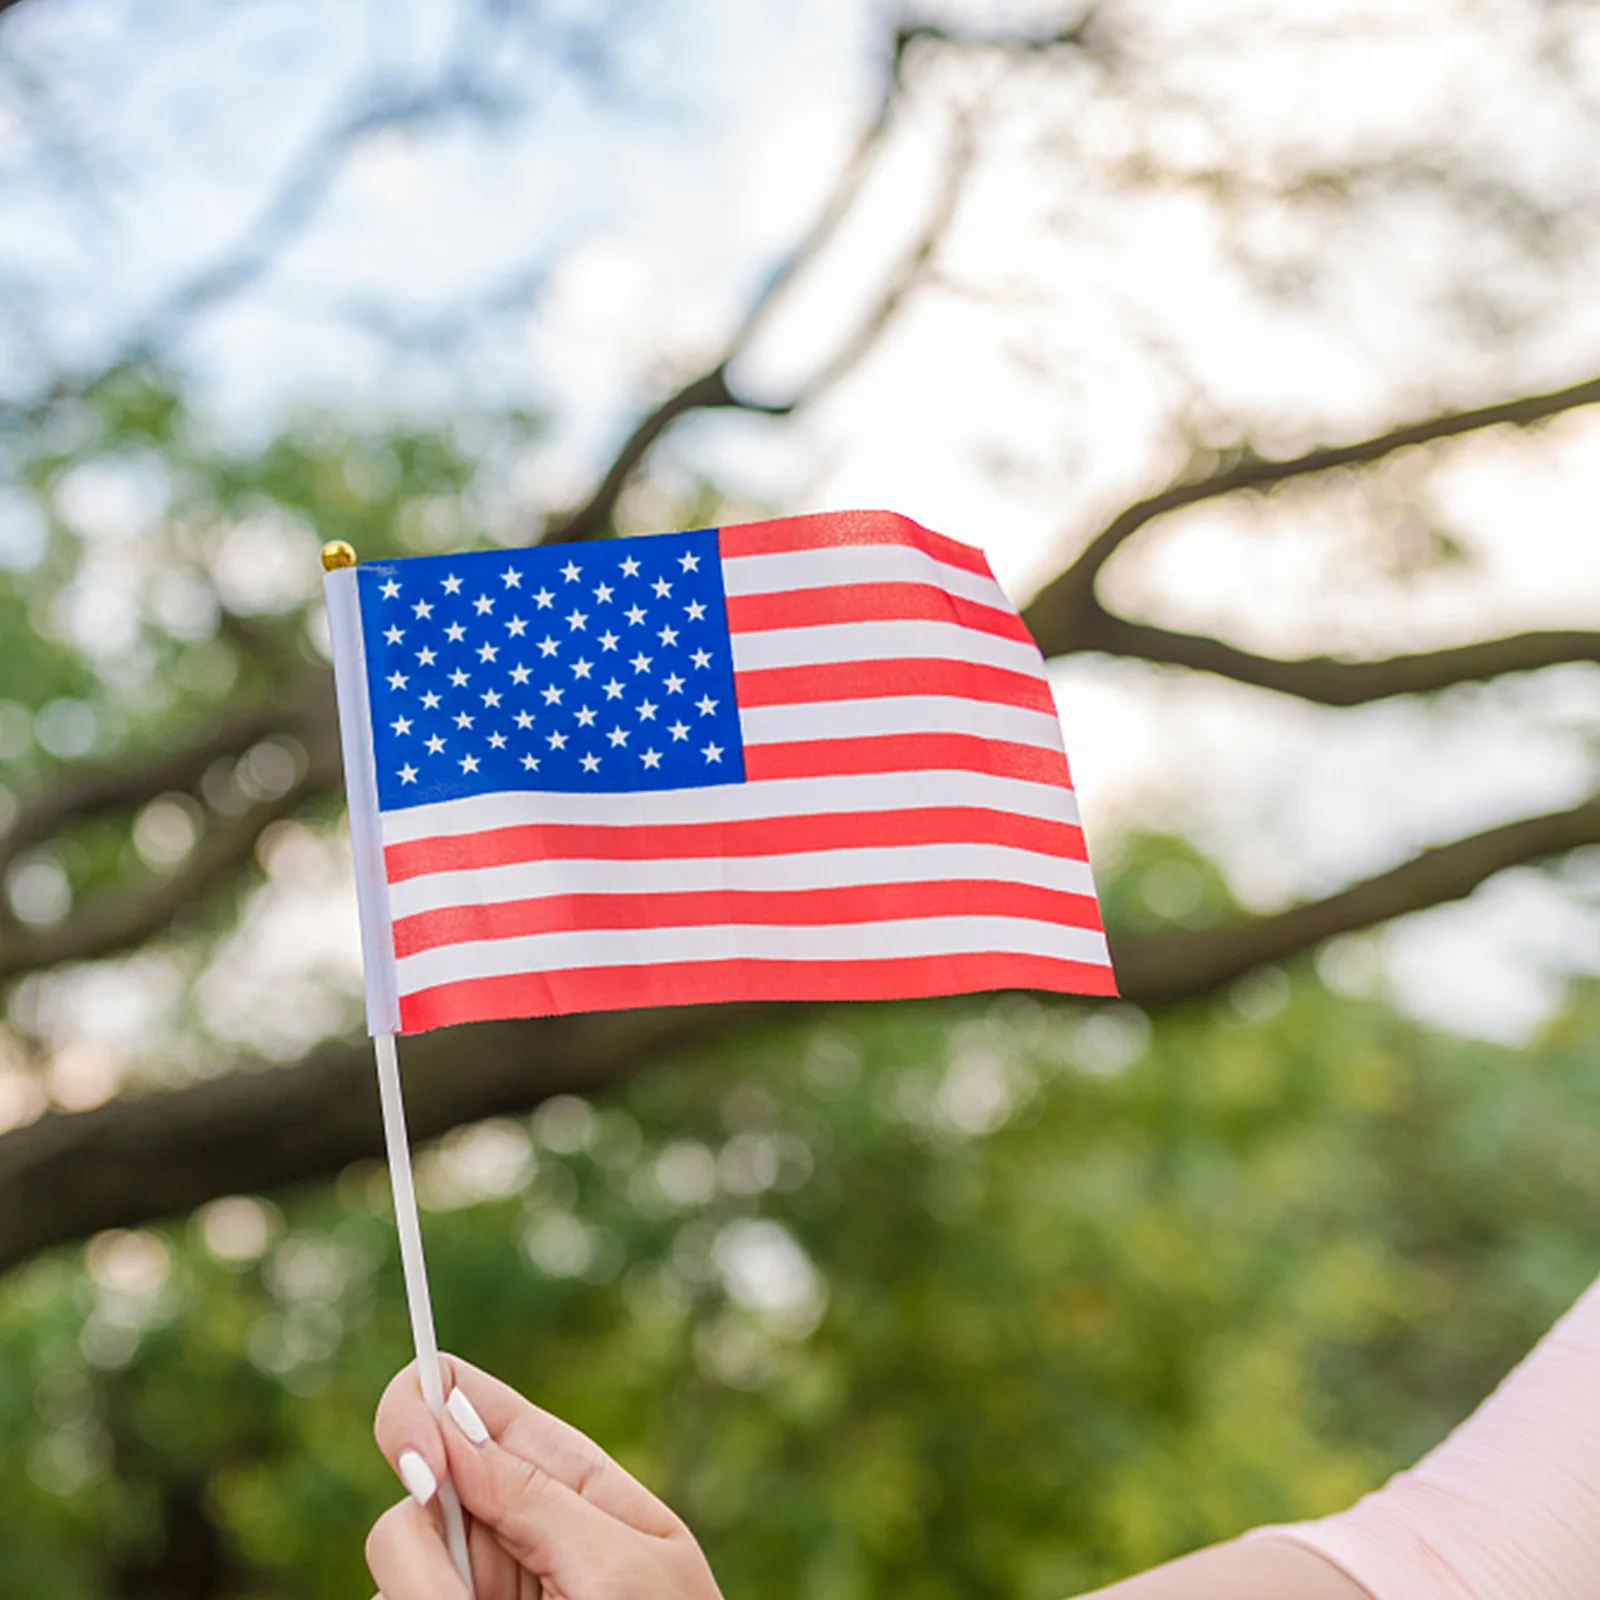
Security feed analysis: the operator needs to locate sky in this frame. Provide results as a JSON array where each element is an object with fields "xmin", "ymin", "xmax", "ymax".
[{"xmin": 4, "ymin": 0, "xmax": 1600, "ymax": 1053}]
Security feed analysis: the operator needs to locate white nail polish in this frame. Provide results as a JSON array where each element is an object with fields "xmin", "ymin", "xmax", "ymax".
[
  {"xmin": 398, "ymin": 1449, "xmax": 438, "ymax": 1506},
  {"xmin": 447, "ymin": 1386, "xmax": 490, "ymax": 1444}
]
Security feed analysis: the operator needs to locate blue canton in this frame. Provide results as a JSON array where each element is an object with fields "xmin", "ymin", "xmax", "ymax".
[{"xmin": 358, "ymin": 530, "xmax": 746, "ymax": 810}]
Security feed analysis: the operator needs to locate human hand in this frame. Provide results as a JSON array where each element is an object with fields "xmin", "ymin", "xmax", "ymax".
[{"xmin": 366, "ymin": 1355, "xmax": 724, "ymax": 1600}]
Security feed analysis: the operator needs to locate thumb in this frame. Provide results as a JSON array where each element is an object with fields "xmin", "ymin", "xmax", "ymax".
[{"xmin": 442, "ymin": 1385, "xmax": 640, "ymax": 1587}]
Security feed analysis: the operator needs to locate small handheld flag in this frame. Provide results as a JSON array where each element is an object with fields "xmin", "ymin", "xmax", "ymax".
[
  {"xmin": 325, "ymin": 509, "xmax": 1115, "ymax": 1036},
  {"xmin": 321, "ymin": 512, "xmax": 1114, "ymax": 1594}
]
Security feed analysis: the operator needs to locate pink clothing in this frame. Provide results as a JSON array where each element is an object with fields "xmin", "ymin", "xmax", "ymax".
[{"xmin": 1250, "ymin": 1273, "xmax": 1600, "ymax": 1599}]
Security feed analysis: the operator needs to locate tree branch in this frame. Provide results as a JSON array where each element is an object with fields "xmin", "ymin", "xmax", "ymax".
[
  {"xmin": 0, "ymin": 715, "xmax": 341, "ymax": 982},
  {"xmin": 541, "ymin": 23, "xmax": 1041, "ymax": 546},
  {"xmin": 0, "ymin": 689, "xmax": 328, "ymax": 873},
  {"xmin": 1026, "ymin": 370, "xmax": 1600, "ymax": 659},
  {"xmin": 0, "ymin": 1001, "xmax": 777, "ymax": 1272},
  {"xmin": 1040, "ymin": 604, "xmax": 1600, "ymax": 706},
  {"xmin": 1112, "ymin": 791, "xmax": 1600, "ymax": 1006}
]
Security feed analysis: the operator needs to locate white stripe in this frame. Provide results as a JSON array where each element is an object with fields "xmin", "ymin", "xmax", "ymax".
[
  {"xmin": 722, "ymin": 545, "xmax": 1010, "ymax": 611},
  {"xmin": 738, "ymin": 695, "xmax": 1065, "ymax": 752},
  {"xmin": 396, "ymin": 917, "xmax": 1112, "ymax": 993},
  {"xmin": 380, "ymin": 769, "xmax": 1080, "ymax": 845},
  {"xmin": 730, "ymin": 619, "xmax": 1044, "ymax": 677},
  {"xmin": 388, "ymin": 843, "xmax": 1099, "ymax": 919}
]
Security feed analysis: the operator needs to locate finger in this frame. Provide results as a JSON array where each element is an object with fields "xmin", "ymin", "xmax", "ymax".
[
  {"xmin": 440, "ymin": 1385, "xmax": 646, "ymax": 1587},
  {"xmin": 365, "ymin": 1499, "xmax": 470, "ymax": 1600},
  {"xmin": 443, "ymin": 1356, "xmax": 681, "ymax": 1536},
  {"xmin": 374, "ymin": 1362, "xmax": 448, "ymax": 1503}
]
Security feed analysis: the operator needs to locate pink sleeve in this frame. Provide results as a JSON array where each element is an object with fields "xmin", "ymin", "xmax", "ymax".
[{"xmin": 1246, "ymin": 1273, "xmax": 1600, "ymax": 1600}]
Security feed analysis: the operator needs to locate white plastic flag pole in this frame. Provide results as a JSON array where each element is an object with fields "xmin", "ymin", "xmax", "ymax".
[
  {"xmin": 374, "ymin": 1031, "xmax": 476, "ymax": 1594},
  {"xmin": 321, "ymin": 542, "xmax": 472, "ymax": 1590}
]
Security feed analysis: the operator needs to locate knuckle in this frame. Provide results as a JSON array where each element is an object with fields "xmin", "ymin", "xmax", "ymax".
[{"xmin": 506, "ymin": 1453, "xmax": 559, "ymax": 1508}]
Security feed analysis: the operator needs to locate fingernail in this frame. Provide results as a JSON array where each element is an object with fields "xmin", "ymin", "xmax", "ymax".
[
  {"xmin": 447, "ymin": 1386, "xmax": 490, "ymax": 1445},
  {"xmin": 398, "ymin": 1449, "xmax": 438, "ymax": 1506}
]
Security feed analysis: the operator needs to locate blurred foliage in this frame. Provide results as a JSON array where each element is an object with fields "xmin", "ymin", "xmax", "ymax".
[
  {"xmin": 0, "ymin": 368, "xmax": 533, "ymax": 946},
  {"xmin": 5, "ymin": 941, "xmax": 1600, "ymax": 1598}
]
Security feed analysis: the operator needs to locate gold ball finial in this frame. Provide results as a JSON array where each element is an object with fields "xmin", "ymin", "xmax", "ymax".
[{"xmin": 321, "ymin": 540, "xmax": 357, "ymax": 572}]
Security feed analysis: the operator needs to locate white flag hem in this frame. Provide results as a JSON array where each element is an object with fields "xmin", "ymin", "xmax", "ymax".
[{"xmin": 324, "ymin": 567, "xmax": 403, "ymax": 1034}]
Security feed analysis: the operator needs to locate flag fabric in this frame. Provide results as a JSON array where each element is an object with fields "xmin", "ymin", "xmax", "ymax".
[{"xmin": 323, "ymin": 509, "xmax": 1116, "ymax": 1034}]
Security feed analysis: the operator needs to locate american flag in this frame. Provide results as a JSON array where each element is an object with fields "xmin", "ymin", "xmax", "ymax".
[{"xmin": 324, "ymin": 510, "xmax": 1115, "ymax": 1034}]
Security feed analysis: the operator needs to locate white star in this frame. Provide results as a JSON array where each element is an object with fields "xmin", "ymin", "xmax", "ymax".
[
  {"xmin": 384, "ymin": 626, "xmax": 404, "ymax": 645},
  {"xmin": 445, "ymin": 622, "xmax": 466, "ymax": 642},
  {"xmin": 474, "ymin": 594, "xmax": 495, "ymax": 615},
  {"xmin": 421, "ymin": 691, "xmax": 442, "ymax": 710},
  {"xmin": 478, "ymin": 642, "xmax": 499, "ymax": 663},
  {"xmin": 442, "ymin": 574, "xmax": 463, "ymax": 595},
  {"xmin": 547, "ymin": 729, "xmax": 568, "ymax": 749},
  {"xmin": 450, "ymin": 669, "xmax": 470, "ymax": 688},
  {"xmin": 426, "ymin": 735, "xmax": 446, "ymax": 755},
  {"xmin": 538, "ymin": 636, "xmax": 559, "ymax": 657},
  {"xmin": 481, "ymin": 689, "xmax": 502, "ymax": 708},
  {"xmin": 412, "ymin": 599, "xmax": 433, "ymax": 619},
  {"xmin": 641, "ymin": 747, "xmax": 662, "ymax": 769},
  {"xmin": 637, "ymin": 700, "xmax": 658, "ymax": 721},
  {"xmin": 514, "ymin": 710, "xmax": 535, "ymax": 730},
  {"xmin": 380, "ymin": 579, "xmax": 401, "ymax": 599},
  {"xmin": 561, "ymin": 560, "xmax": 582, "ymax": 583},
  {"xmin": 696, "ymin": 695, "xmax": 718, "ymax": 716},
  {"xmin": 652, "ymin": 577, "xmax": 672, "ymax": 598},
  {"xmin": 455, "ymin": 712, "xmax": 474, "ymax": 730},
  {"xmin": 399, "ymin": 764, "xmax": 418, "ymax": 784},
  {"xmin": 506, "ymin": 615, "xmax": 527, "ymax": 637},
  {"xmin": 607, "ymin": 726, "xmax": 629, "ymax": 748},
  {"xmin": 679, "ymin": 551, "xmax": 700, "ymax": 572},
  {"xmin": 510, "ymin": 664, "xmax": 532, "ymax": 685},
  {"xmin": 620, "ymin": 556, "xmax": 641, "ymax": 578},
  {"xmin": 657, "ymin": 625, "xmax": 679, "ymax": 647},
  {"xmin": 580, "ymin": 753, "xmax": 601, "ymax": 773},
  {"xmin": 571, "ymin": 657, "xmax": 593, "ymax": 679},
  {"xmin": 603, "ymin": 678, "xmax": 625, "ymax": 700},
  {"xmin": 702, "ymin": 742, "xmax": 723, "ymax": 763},
  {"xmin": 685, "ymin": 601, "xmax": 707, "ymax": 621},
  {"xmin": 593, "ymin": 582, "xmax": 614, "ymax": 603},
  {"xmin": 663, "ymin": 673, "xmax": 685, "ymax": 694},
  {"xmin": 388, "ymin": 671, "xmax": 409, "ymax": 690},
  {"xmin": 599, "ymin": 631, "xmax": 619, "ymax": 652},
  {"xmin": 690, "ymin": 649, "xmax": 712, "ymax": 669},
  {"xmin": 534, "ymin": 588, "xmax": 554, "ymax": 609},
  {"xmin": 488, "ymin": 732, "xmax": 507, "ymax": 749},
  {"xmin": 460, "ymin": 754, "xmax": 480, "ymax": 774},
  {"xmin": 668, "ymin": 721, "xmax": 690, "ymax": 741},
  {"xmin": 521, "ymin": 753, "xmax": 540, "ymax": 771},
  {"xmin": 566, "ymin": 609, "xmax": 588, "ymax": 631},
  {"xmin": 625, "ymin": 605, "xmax": 647, "ymax": 626},
  {"xmin": 575, "ymin": 706, "xmax": 598, "ymax": 728},
  {"xmin": 542, "ymin": 685, "xmax": 564, "ymax": 706},
  {"xmin": 391, "ymin": 716, "xmax": 413, "ymax": 735},
  {"xmin": 502, "ymin": 567, "xmax": 522, "ymax": 588},
  {"xmin": 630, "ymin": 652, "xmax": 652, "ymax": 674},
  {"xmin": 416, "ymin": 647, "xmax": 437, "ymax": 666}
]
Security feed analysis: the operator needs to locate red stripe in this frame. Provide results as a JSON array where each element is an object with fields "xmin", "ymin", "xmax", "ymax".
[
  {"xmin": 734, "ymin": 658, "xmax": 1057, "ymax": 713},
  {"xmin": 725, "ymin": 582, "xmax": 1032, "ymax": 645},
  {"xmin": 385, "ymin": 806, "xmax": 1085, "ymax": 881},
  {"xmin": 394, "ymin": 882, "xmax": 1105, "ymax": 958},
  {"xmin": 399, "ymin": 951, "xmax": 1119, "ymax": 1030},
  {"xmin": 743, "ymin": 733, "xmax": 1073, "ymax": 787},
  {"xmin": 716, "ymin": 510, "xmax": 992, "ymax": 576}
]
